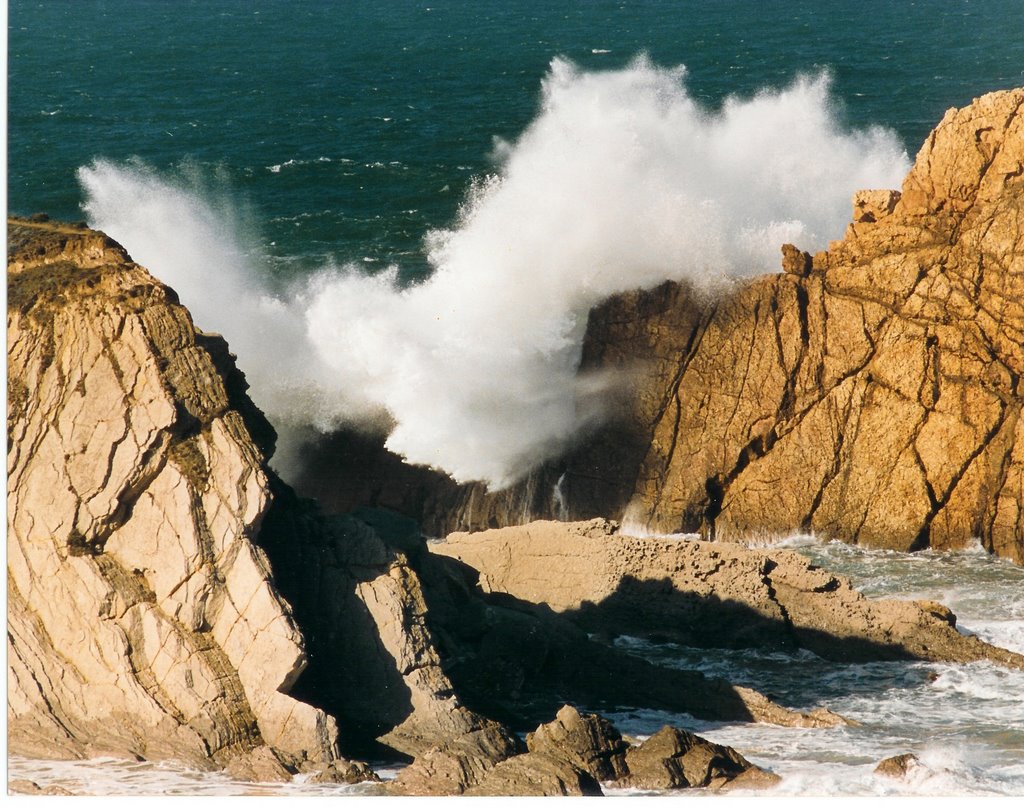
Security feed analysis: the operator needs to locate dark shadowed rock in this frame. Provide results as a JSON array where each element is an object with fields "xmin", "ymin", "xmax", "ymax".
[{"xmin": 526, "ymin": 705, "xmax": 630, "ymax": 782}]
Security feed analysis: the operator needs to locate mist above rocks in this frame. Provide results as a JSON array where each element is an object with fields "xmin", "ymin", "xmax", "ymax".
[{"xmin": 78, "ymin": 56, "xmax": 909, "ymax": 488}]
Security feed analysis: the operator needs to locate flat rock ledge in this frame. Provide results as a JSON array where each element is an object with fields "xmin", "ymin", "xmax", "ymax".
[{"xmin": 433, "ymin": 519, "xmax": 1024, "ymax": 670}]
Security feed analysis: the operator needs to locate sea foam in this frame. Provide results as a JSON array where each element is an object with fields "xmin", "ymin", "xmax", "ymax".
[{"xmin": 78, "ymin": 56, "xmax": 909, "ymax": 487}]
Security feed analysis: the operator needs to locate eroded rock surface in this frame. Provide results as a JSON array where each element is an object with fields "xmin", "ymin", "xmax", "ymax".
[
  {"xmin": 6, "ymin": 221, "xmax": 501, "ymax": 780},
  {"xmin": 7, "ymin": 219, "xmax": 336, "ymax": 768},
  {"xmin": 4, "ymin": 218, "xmax": 822, "ymax": 794},
  {"xmin": 433, "ymin": 519, "xmax": 1024, "ymax": 669},
  {"xmin": 299, "ymin": 88, "xmax": 1024, "ymax": 565}
]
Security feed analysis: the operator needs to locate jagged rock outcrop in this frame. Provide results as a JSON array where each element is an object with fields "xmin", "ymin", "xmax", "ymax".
[
  {"xmin": 432, "ymin": 519, "xmax": 1024, "ymax": 670},
  {"xmin": 622, "ymin": 725, "xmax": 780, "ymax": 791},
  {"xmin": 7, "ymin": 219, "xmax": 337, "ymax": 768},
  {"xmin": 297, "ymin": 88, "xmax": 1024, "ymax": 564},
  {"xmin": 5, "ymin": 219, "xmax": 498, "ymax": 777},
  {"xmin": 452, "ymin": 705, "xmax": 774, "ymax": 796},
  {"xmin": 8, "ymin": 218, "xmax": 809, "ymax": 795}
]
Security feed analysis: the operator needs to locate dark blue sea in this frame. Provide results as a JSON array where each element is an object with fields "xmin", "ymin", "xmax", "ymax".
[
  {"xmin": 7, "ymin": 1, "xmax": 1024, "ymax": 796},
  {"xmin": 9, "ymin": 0, "xmax": 1024, "ymax": 276}
]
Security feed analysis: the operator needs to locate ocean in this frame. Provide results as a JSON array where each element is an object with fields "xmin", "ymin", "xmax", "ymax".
[{"xmin": 7, "ymin": 0, "xmax": 1024, "ymax": 797}]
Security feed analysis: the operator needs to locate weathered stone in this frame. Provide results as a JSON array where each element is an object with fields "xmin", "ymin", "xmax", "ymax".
[
  {"xmin": 224, "ymin": 745, "xmax": 294, "ymax": 783},
  {"xmin": 388, "ymin": 721, "xmax": 524, "ymax": 795},
  {"xmin": 6, "ymin": 218, "xmax": 338, "ymax": 768},
  {"xmin": 852, "ymin": 189, "xmax": 901, "ymax": 222},
  {"xmin": 875, "ymin": 752, "xmax": 921, "ymax": 779},
  {"xmin": 433, "ymin": 520, "xmax": 1024, "ymax": 670},
  {"xmin": 465, "ymin": 752, "xmax": 603, "ymax": 796},
  {"xmin": 623, "ymin": 726, "xmax": 771, "ymax": 790},
  {"xmin": 307, "ymin": 758, "xmax": 381, "ymax": 785},
  {"xmin": 525, "ymin": 705, "xmax": 629, "ymax": 782},
  {"xmin": 6, "ymin": 219, "xmax": 525, "ymax": 778},
  {"xmin": 8, "ymin": 779, "xmax": 76, "ymax": 796}
]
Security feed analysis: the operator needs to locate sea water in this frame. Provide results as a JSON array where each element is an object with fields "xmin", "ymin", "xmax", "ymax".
[{"xmin": 7, "ymin": 0, "xmax": 1024, "ymax": 797}]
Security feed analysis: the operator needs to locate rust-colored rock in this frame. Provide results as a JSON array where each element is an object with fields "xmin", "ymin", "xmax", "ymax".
[{"xmin": 307, "ymin": 89, "xmax": 1024, "ymax": 566}]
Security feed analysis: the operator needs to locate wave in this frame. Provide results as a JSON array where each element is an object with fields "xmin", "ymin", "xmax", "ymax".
[{"xmin": 77, "ymin": 56, "xmax": 909, "ymax": 488}]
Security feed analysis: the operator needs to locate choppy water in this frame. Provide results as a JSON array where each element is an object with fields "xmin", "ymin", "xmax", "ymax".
[
  {"xmin": 605, "ymin": 537, "xmax": 1024, "ymax": 797},
  {"xmin": 9, "ymin": 538, "xmax": 1023, "ymax": 797}
]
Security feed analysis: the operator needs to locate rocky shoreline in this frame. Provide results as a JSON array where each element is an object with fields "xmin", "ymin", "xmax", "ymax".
[{"xmin": 7, "ymin": 87, "xmax": 1024, "ymax": 795}]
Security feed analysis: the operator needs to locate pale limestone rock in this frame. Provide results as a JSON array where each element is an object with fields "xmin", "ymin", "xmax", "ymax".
[{"xmin": 6, "ymin": 219, "xmax": 337, "ymax": 768}]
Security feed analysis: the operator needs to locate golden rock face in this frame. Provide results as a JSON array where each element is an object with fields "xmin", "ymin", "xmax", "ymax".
[{"xmin": 433, "ymin": 88, "xmax": 1024, "ymax": 563}]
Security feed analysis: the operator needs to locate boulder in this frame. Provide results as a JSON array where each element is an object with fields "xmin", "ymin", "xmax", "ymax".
[
  {"xmin": 623, "ymin": 726, "xmax": 775, "ymax": 790},
  {"xmin": 224, "ymin": 746, "xmax": 294, "ymax": 783},
  {"xmin": 525, "ymin": 705, "xmax": 629, "ymax": 782},
  {"xmin": 388, "ymin": 722, "xmax": 523, "ymax": 795},
  {"xmin": 875, "ymin": 752, "xmax": 921, "ymax": 779},
  {"xmin": 465, "ymin": 752, "xmax": 603, "ymax": 796}
]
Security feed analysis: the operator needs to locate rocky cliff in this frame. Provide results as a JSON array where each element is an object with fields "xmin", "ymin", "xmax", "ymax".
[
  {"xmin": 295, "ymin": 88, "xmax": 1024, "ymax": 565},
  {"xmin": 7, "ymin": 219, "xmax": 340, "ymax": 770},
  {"xmin": 6, "ymin": 216, "xmax": 831, "ymax": 793}
]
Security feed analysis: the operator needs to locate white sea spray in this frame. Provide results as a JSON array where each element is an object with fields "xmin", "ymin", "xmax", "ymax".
[{"xmin": 78, "ymin": 56, "xmax": 909, "ymax": 487}]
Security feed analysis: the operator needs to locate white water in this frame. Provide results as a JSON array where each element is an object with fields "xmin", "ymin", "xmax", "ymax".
[
  {"xmin": 10, "ymin": 538, "xmax": 1023, "ymax": 797},
  {"xmin": 77, "ymin": 57, "xmax": 908, "ymax": 488},
  {"xmin": 605, "ymin": 537, "xmax": 1024, "ymax": 797}
]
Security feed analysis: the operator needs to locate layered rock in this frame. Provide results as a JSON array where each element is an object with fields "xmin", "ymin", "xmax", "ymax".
[
  {"xmin": 297, "ymin": 88, "xmax": 1024, "ymax": 565},
  {"xmin": 433, "ymin": 519, "xmax": 1024, "ymax": 669},
  {"xmin": 7, "ymin": 218, "xmax": 811, "ymax": 794},
  {"xmin": 5, "ymin": 220, "xmax": 501, "ymax": 776},
  {"xmin": 7, "ymin": 219, "xmax": 336, "ymax": 768}
]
